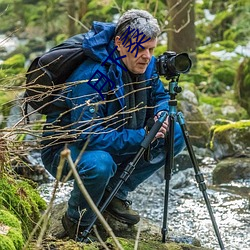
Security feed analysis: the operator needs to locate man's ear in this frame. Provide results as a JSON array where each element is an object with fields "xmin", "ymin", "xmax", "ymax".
[{"xmin": 115, "ymin": 36, "xmax": 122, "ymax": 51}]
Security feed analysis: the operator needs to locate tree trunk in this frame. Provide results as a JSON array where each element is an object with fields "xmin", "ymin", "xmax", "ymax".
[
  {"xmin": 167, "ymin": 0, "xmax": 196, "ymax": 62},
  {"xmin": 67, "ymin": 0, "xmax": 77, "ymax": 36}
]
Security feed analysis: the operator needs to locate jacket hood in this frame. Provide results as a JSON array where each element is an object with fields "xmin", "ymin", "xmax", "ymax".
[{"xmin": 82, "ymin": 21, "xmax": 116, "ymax": 62}]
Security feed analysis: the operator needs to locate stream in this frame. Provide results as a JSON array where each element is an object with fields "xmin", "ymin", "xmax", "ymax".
[{"xmin": 38, "ymin": 155, "xmax": 250, "ymax": 250}]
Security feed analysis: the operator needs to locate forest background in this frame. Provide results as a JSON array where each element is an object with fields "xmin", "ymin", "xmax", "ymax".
[{"xmin": 0, "ymin": 0, "xmax": 250, "ymax": 126}]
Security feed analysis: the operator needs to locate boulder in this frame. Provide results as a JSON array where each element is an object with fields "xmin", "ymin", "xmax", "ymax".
[
  {"xmin": 213, "ymin": 157, "xmax": 250, "ymax": 184},
  {"xmin": 209, "ymin": 120, "xmax": 250, "ymax": 160}
]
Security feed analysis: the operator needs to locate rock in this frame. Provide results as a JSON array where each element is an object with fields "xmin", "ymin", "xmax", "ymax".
[
  {"xmin": 44, "ymin": 202, "xmax": 212, "ymax": 250},
  {"xmin": 170, "ymin": 168, "xmax": 193, "ymax": 189},
  {"xmin": 209, "ymin": 120, "xmax": 250, "ymax": 160},
  {"xmin": 179, "ymin": 100, "xmax": 211, "ymax": 148},
  {"xmin": 213, "ymin": 157, "xmax": 250, "ymax": 184}
]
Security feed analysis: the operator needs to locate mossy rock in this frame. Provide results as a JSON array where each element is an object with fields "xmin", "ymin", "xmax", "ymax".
[
  {"xmin": 0, "ymin": 174, "xmax": 47, "ymax": 239},
  {"xmin": 106, "ymin": 237, "xmax": 210, "ymax": 250},
  {"xmin": 209, "ymin": 120, "xmax": 250, "ymax": 160},
  {"xmin": 0, "ymin": 209, "xmax": 24, "ymax": 250},
  {"xmin": 199, "ymin": 92, "xmax": 249, "ymax": 122}
]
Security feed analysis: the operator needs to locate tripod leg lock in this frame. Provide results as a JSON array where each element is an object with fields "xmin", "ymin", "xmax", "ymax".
[
  {"xmin": 120, "ymin": 162, "xmax": 135, "ymax": 182},
  {"xmin": 195, "ymin": 172, "xmax": 207, "ymax": 192}
]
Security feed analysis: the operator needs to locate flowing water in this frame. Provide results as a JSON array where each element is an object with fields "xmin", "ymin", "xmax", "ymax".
[{"xmin": 38, "ymin": 156, "xmax": 250, "ymax": 250}]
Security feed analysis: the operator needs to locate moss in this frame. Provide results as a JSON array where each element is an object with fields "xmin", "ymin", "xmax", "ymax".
[
  {"xmin": 0, "ymin": 209, "xmax": 24, "ymax": 249},
  {"xmin": 213, "ymin": 120, "xmax": 250, "ymax": 133},
  {"xmin": 1, "ymin": 54, "xmax": 25, "ymax": 69},
  {"xmin": 213, "ymin": 67, "xmax": 235, "ymax": 86},
  {"xmin": 0, "ymin": 235, "xmax": 16, "ymax": 250},
  {"xmin": 209, "ymin": 120, "xmax": 250, "ymax": 151},
  {"xmin": 0, "ymin": 209, "xmax": 21, "ymax": 229},
  {"xmin": 0, "ymin": 175, "xmax": 47, "ymax": 239},
  {"xmin": 106, "ymin": 237, "xmax": 208, "ymax": 250}
]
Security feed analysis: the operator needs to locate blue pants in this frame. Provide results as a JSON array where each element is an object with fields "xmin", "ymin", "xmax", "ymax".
[{"xmin": 41, "ymin": 123, "xmax": 185, "ymax": 226}]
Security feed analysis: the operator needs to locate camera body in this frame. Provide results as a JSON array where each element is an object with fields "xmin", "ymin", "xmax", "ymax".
[{"xmin": 156, "ymin": 51, "xmax": 192, "ymax": 79}]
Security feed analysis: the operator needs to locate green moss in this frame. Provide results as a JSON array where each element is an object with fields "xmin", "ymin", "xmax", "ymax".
[
  {"xmin": 213, "ymin": 67, "xmax": 235, "ymax": 86},
  {"xmin": 0, "ymin": 209, "xmax": 24, "ymax": 249},
  {"xmin": 7, "ymin": 228, "xmax": 24, "ymax": 249},
  {"xmin": 1, "ymin": 54, "xmax": 25, "ymax": 69},
  {"xmin": 106, "ymin": 237, "xmax": 207, "ymax": 250},
  {"xmin": 0, "ymin": 235, "xmax": 16, "ymax": 250},
  {"xmin": 0, "ymin": 175, "xmax": 47, "ymax": 239},
  {"xmin": 213, "ymin": 120, "xmax": 250, "ymax": 133},
  {"xmin": 199, "ymin": 95, "xmax": 224, "ymax": 107},
  {"xmin": 209, "ymin": 120, "xmax": 250, "ymax": 150},
  {"xmin": 0, "ymin": 209, "xmax": 21, "ymax": 229}
]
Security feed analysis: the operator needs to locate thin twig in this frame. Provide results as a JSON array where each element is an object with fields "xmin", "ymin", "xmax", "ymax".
[
  {"xmin": 93, "ymin": 225, "xmax": 110, "ymax": 250},
  {"xmin": 134, "ymin": 220, "xmax": 142, "ymax": 250}
]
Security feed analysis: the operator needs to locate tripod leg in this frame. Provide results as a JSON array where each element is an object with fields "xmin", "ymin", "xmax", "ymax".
[
  {"xmin": 177, "ymin": 112, "xmax": 225, "ymax": 250},
  {"xmin": 162, "ymin": 114, "xmax": 175, "ymax": 243}
]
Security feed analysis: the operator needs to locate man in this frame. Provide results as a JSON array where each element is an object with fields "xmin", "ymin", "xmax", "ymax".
[{"xmin": 41, "ymin": 9, "xmax": 185, "ymax": 241}]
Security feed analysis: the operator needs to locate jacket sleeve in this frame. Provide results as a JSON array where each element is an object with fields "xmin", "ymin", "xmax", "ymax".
[{"xmin": 65, "ymin": 61, "xmax": 146, "ymax": 156}]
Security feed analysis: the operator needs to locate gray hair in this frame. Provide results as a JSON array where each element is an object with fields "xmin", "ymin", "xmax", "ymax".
[{"xmin": 115, "ymin": 9, "xmax": 160, "ymax": 39}]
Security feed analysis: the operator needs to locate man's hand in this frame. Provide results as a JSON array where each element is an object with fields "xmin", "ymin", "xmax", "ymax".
[{"xmin": 154, "ymin": 111, "xmax": 169, "ymax": 139}]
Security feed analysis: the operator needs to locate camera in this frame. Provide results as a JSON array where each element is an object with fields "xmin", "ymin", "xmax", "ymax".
[{"xmin": 156, "ymin": 51, "xmax": 192, "ymax": 79}]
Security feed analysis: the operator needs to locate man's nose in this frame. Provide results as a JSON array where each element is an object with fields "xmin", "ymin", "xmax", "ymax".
[{"xmin": 142, "ymin": 49, "xmax": 151, "ymax": 59}]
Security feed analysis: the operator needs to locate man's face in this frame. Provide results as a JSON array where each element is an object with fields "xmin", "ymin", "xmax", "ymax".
[{"xmin": 115, "ymin": 36, "xmax": 157, "ymax": 74}]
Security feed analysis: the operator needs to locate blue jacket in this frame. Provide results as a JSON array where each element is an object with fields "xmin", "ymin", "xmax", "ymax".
[{"xmin": 44, "ymin": 21, "xmax": 170, "ymax": 156}]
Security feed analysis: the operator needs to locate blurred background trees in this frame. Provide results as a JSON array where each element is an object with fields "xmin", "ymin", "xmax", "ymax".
[{"xmin": 0, "ymin": 0, "xmax": 250, "ymax": 123}]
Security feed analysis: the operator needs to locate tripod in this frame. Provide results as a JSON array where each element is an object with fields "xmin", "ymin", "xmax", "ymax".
[
  {"xmin": 161, "ymin": 77, "xmax": 225, "ymax": 249},
  {"xmin": 82, "ymin": 77, "xmax": 225, "ymax": 250}
]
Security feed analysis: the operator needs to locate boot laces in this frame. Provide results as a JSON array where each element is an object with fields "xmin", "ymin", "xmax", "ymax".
[{"xmin": 123, "ymin": 200, "xmax": 132, "ymax": 209}]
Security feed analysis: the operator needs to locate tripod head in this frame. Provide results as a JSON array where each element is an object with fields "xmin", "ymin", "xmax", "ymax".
[{"xmin": 168, "ymin": 76, "xmax": 182, "ymax": 100}]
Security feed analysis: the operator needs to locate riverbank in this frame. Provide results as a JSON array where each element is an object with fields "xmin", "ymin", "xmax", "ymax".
[{"xmin": 38, "ymin": 155, "xmax": 250, "ymax": 250}]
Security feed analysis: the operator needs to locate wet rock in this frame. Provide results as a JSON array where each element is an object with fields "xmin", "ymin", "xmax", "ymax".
[{"xmin": 213, "ymin": 157, "xmax": 250, "ymax": 184}]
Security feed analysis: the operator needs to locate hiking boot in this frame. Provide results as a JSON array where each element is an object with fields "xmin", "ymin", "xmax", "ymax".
[
  {"xmin": 105, "ymin": 196, "xmax": 140, "ymax": 225},
  {"xmin": 61, "ymin": 213, "xmax": 97, "ymax": 243}
]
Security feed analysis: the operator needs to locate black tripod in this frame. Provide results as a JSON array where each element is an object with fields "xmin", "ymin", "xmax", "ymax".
[
  {"xmin": 82, "ymin": 77, "xmax": 225, "ymax": 249},
  {"xmin": 161, "ymin": 77, "xmax": 225, "ymax": 249}
]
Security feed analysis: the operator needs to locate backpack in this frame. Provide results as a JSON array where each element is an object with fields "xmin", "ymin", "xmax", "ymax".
[{"xmin": 24, "ymin": 34, "xmax": 87, "ymax": 115}]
